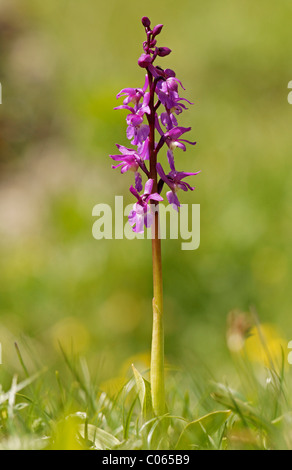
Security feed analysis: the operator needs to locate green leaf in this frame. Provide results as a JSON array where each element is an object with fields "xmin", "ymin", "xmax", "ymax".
[
  {"xmin": 78, "ymin": 424, "xmax": 121, "ymax": 450},
  {"xmin": 123, "ymin": 395, "xmax": 138, "ymax": 440},
  {"xmin": 176, "ymin": 410, "xmax": 231, "ymax": 450},
  {"xmin": 14, "ymin": 402, "xmax": 29, "ymax": 411},
  {"xmin": 0, "ymin": 371, "xmax": 45, "ymax": 406},
  {"xmin": 132, "ymin": 364, "xmax": 153, "ymax": 420},
  {"xmin": 211, "ymin": 383, "xmax": 272, "ymax": 431}
]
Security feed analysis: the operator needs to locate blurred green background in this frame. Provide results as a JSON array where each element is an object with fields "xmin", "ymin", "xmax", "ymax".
[{"xmin": 0, "ymin": 0, "xmax": 291, "ymax": 387}]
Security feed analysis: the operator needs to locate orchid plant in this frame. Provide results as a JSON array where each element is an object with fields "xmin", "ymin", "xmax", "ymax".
[{"xmin": 110, "ymin": 17, "xmax": 200, "ymax": 416}]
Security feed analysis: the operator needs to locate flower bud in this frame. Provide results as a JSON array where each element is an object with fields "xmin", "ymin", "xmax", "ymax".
[
  {"xmin": 141, "ymin": 16, "xmax": 151, "ymax": 28},
  {"xmin": 138, "ymin": 53, "xmax": 152, "ymax": 68},
  {"xmin": 152, "ymin": 24, "xmax": 163, "ymax": 37},
  {"xmin": 157, "ymin": 47, "xmax": 171, "ymax": 57},
  {"xmin": 164, "ymin": 68, "xmax": 176, "ymax": 78}
]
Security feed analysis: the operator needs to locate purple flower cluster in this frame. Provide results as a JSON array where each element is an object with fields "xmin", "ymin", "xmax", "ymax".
[{"xmin": 110, "ymin": 16, "xmax": 200, "ymax": 233}]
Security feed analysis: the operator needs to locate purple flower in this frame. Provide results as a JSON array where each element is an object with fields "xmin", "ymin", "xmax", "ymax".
[
  {"xmin": 164, "ymin": 126, "xmax": 196, "ymax": 170},
  {"xmin": 128, "ymin": 179, "xmax": 163, "ymax": 233},
  {"xmin": 116, "ymin": 74, "xmax": 149, "ymax": 108},
  {"xmin": 110, "ymin": 145, "xmax": 140, "ymax": 172},
  {"xmin": 160, "ymin": 97, "xmax": 193, "ymax": 131},
  {"xmin": 155, "ymin": 70, "xmax": 185, "ymax": 109},
  {"xmin": 157, "ymin": 162, "xmax": 200, "ymax": 211},
  {"xmin": 160, "ymin": 111, "xmax": 178, "ymax": 130},
  {"xmin": 164, "ymin": 126, "xmax": 195, "ymax": 150},
  {"xmin": 126, "ymin": 113, "xmax": 150, "ymax": 147},
  {"xmin": 110, "ymin": 144, "xmax": 145, "ymax": 191},
  {"xmin": 114, "ymin": 98, "xmax": 150, "ymax": 117}
]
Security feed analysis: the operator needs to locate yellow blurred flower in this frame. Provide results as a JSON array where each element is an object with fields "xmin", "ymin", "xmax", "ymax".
[
  {"xmin": 49, "ymin": 316, "xmax": 90, "ymax": 354},
  {"xmin": 245, "ymin": 323, "xmax": 287, "ymax": 368}
]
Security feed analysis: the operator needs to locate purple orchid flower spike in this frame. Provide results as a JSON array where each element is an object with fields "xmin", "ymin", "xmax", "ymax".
[
  {"xmin": 110, "ymin": 18, "xmax": 199, "ymax": 217},
  {"xmin": 157, "ymin": 162, "xmax": 201, "ymax": 211},
  {"xmin": 128, "ymin": 179, "xmax": 163, "ymax": 233}
]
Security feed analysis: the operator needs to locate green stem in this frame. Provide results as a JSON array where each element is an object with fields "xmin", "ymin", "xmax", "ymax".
[
  {"xmin": 151, "ymin": 217, "xmax": 165, "ymax": 416},
  {"xmin": 148, "ymin": 71, "xmax": 165, "ymax": 416}
]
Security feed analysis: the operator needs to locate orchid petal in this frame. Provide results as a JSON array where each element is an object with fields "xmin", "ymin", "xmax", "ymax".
[
  {"xmin": 114, "ymin": 105, "xmax": 135, "ymax": 113},
  {"xmin": 129, "ymin": 185, "xmax": 140, "ymax": 200},
  {"xmin": 135, "ymin": 172, "xmax": 143, "ymax": 192},
  {"xmin": 149, "ymin": 193, "xmax": 164, "ymax": 202},
  {"xmin": 116, "ymin": 88, "xmax": 135, "ymax": 99},
  {"xmin": 142, "ymin": 74, "xmax": 149, "ymax": 93},
  {"xmin": 167, "ymin": 149, "xmax": 176, "ymax": 171},
  {"xmin": 156, "ymin": 163, "xmax": 169, "ymax": 184},
  {"xmin": 128, "ymin": 209, "xmax": 137, "ymax": 226},
  {"xmin": 144, "ymin": 210, "xmax": 154, "ymax": 228},
  {"xmin": 144, "ymin": 178, "xmax": 154, "ymax": 195},
  {"xmin": 135, "ymin": 213, "xmax": 145, "ymax": 233},
  {"xmin": 167, "ymin": 191, "xmax": 180, "ymax": 211}
]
